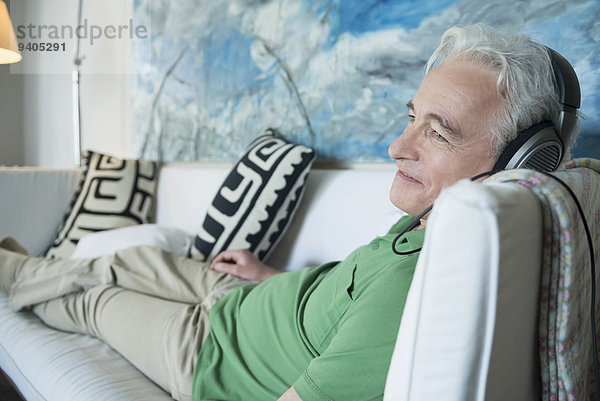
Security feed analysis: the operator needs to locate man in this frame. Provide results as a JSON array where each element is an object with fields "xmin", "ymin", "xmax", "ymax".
[{"xmin": 0, "ymin": 24, "xmax": 572, "ymax": 400}]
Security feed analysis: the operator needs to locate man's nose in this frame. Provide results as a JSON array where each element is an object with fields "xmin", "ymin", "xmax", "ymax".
[{"xmin": 389, "ymin": 125, "xmax": 419, "ymax": 160}]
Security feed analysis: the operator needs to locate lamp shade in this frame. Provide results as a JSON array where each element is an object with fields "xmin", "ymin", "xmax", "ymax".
[{"xmin": 0, "ymin": 1, "xmax": 21, "ymax": 64}]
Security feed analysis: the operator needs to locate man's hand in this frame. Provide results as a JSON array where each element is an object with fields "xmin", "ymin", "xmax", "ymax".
[{"xmin": 209, "ymin": 250, "xmax": 281, "ymax": 282}]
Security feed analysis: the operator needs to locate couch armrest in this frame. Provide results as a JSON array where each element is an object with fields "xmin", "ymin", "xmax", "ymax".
[
  {"xmin": 0, "ymin": 167, "xmax": 82, "ymax": 256},
  {"xmin": 385, "ymin": 180, "xmax": 542, "ymax": 401}
]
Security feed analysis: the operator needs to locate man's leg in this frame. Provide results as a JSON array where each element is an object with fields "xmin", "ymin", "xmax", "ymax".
[
  {"xmin": 33, "ymin": 285, "xmax": 211, "ymax": 401},
  {"xmin": 0, "ymin": 245, "xmax": 248, "ymax": 311}
]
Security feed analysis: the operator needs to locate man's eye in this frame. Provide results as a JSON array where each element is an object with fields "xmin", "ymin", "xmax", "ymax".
[
  {"xmin": 433, "ymin": 130, "xmax": 448, "ymax": 142},
  {"xmin": 408, "ymin": 114, "xmax": 416, "ymax": 122}
]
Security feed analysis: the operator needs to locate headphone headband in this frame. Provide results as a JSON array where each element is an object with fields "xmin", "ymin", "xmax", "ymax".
[
  {"xmin": 549, "ymin": 49, "xmax": 581, "ymax": 110},
  {"xmin": 549, "ymin": 48, "xmax": 581, "ymax": 151}
]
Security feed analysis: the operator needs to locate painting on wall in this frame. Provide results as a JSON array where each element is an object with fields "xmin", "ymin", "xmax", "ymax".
[{"xmin": 132, "ymin": 0, "xmax": 600, "ymax": 163}]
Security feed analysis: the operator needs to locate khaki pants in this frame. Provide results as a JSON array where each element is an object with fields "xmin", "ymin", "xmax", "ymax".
[{"xmin": 0, "ymin": 246, "xmax": 248, "ymax": 401}]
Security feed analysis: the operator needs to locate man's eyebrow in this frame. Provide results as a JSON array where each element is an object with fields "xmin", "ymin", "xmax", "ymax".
[{"xmin": 406, "ymin": 100, "xmax": 462, "ymax": 140}]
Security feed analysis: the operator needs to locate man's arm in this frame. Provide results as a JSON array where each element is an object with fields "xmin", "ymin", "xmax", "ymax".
[{"xmin": 278, "ymin": 386, "xmax": 302, "ymax": 401}]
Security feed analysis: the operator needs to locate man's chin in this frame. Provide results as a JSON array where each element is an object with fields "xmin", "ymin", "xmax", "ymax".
[
  {"xmin": 390, "ymin": 184, "xmax": 435, "ymax": 215},
  {"xmin": 390, "ymin": 195, "xmax": 419, "ymax": 217}
]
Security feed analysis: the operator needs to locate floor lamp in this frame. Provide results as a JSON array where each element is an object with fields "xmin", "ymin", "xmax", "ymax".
[
  {"xmin": 0, "ymin": 1, "xmax": 21, "ymax": 64},
  {"xmin": 73, "ymin": 0, "xmax": 85, "ymax": 166}
]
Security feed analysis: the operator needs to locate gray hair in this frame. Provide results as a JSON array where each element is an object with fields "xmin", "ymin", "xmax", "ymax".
[{"xmin": 425, "ymin": 24, "xmax": 578, "ymax": 159}]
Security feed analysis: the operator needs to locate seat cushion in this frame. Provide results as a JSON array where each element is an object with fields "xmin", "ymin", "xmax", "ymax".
[{"xmin": 0, "ymin": 297, "xmax": 172, "ymax": 400}]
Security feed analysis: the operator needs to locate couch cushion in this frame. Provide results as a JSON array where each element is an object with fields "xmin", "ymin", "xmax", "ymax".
[
  {"xmin": 45, "ymin": 151, "xmax": 160, "ymax": 259},
  {"xmin": 189, "ymin": 131, "xmax": 315, "ymax": 262},
  {"xmin": 0, "ymin": 297, "xmax": 171, "ymax": 400},
  {"xmin": 156, "ymin": 164, "xmax": 406, "ymax": 271},
  {"xmin": 0, "ymin": 167, "xmax": 82, "ymax": 257},
  {"xmin": 71, "ymin": 224, "xmax": 192, "ymax": 259}
]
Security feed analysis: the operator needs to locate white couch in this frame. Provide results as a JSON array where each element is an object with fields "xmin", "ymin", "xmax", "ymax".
[{"xmin": 0, "ymin": 164, "xmax": 543, "ymax": 400}]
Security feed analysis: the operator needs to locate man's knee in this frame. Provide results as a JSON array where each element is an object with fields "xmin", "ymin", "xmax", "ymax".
[{"xmin": 32, "ymin": 285, "xmax": 123, "ymax": 338}]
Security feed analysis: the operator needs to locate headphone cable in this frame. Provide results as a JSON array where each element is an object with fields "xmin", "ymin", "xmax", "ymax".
[
  {"xmin": 391, "ymin": 171, "xmax": 494, "ymax": 256},
  {"xmin": 391, "ymin": 205, "xmax": 432, "ymax": 255}
]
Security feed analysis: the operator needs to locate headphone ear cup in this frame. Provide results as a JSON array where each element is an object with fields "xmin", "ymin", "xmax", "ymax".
[{"xmin": 493, "ymin": 121, "xmax": 563, "ymax": 172}]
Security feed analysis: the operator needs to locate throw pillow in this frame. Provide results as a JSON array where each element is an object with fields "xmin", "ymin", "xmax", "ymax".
[
  {"xmin": 190, "ymin": 129, "xmax": 316, "ymax": 262},
  {"xmin": 71, "ymin": 224, "xmax": 192, "ymax": 259},
  {"xmin": 45, "ymin": 151, "xmax": 160, "ymax": 258}
]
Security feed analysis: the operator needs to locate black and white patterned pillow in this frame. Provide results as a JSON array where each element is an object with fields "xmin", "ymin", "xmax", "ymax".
[
  {"xmin": 190, "ymin": 130, "xmax": 315, "ymax": 262},
  {"xmin": 45, "ymin": 151, "xmax": 160, "ymax": 259}
]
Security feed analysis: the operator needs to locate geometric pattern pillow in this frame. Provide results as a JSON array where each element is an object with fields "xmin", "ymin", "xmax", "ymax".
[
  {"xmin": 44, "ymin": 151, "xmax": 160, "ymax": 259},
  {"xmin": 190, "ymin": 129, "xmax": 316, "ymax": 262}
]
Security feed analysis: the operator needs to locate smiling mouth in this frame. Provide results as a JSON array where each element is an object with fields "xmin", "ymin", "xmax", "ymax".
[{"xmin": 397, "ymin": 169, "xmax": 421, "ymax": 184}]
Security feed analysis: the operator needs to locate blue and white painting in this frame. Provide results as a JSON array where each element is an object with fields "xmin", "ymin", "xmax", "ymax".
[{"xmin": 132, "ymin": 0, "xmax": 600, "ymax": 163}]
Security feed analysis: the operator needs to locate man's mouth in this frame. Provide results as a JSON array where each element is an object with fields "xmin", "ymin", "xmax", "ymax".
[{"xmin": 396, "ymin": 169, "xmax": 421, "ymax": 184}]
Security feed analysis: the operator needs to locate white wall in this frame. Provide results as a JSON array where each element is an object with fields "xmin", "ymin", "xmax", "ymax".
[{"xmin": 0, "ymin": 0, "xmax": 133, "ymax": 168}]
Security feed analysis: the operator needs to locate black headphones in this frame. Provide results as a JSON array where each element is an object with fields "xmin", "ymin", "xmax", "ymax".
[{"xmin": 492, "ymin": 48, "xmax": 581, "ymax": 173}]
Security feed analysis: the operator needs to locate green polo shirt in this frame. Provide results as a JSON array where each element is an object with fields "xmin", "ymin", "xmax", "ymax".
[{"xmin": 192, "ymin": 215, "xmax": 425, "ymax": 400}]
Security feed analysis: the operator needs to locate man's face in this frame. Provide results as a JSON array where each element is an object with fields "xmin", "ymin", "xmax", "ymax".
[{"xmin": 389, "ymin": 59, "xmax": 502, "ymax": 217}]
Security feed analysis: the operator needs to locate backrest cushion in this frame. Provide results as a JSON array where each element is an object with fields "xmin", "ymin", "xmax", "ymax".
[
  {"xmin": 155, "ymin": 165, "xmax": 405, "ymax": 271},
  {"xmin": 384, "ymin": 180, "xmax": 542, "ymax": 401},
  {"xmin": 190, "ymin": 130, "xmax": 315, "ymax": 262},
  {"xmin": 0, "ymin": 167, "xmax": 82, "ymax": 257}
]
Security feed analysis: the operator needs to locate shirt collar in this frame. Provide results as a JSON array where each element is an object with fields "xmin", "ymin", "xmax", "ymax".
[{"xmin": 388, "ymin": 215, "xmax": 426, "ymax": 253}]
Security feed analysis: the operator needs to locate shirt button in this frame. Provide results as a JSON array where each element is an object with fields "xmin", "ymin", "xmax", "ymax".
[{"xmin": 372, "ymin": 242, "xmax": 380, "ymax": 250}]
